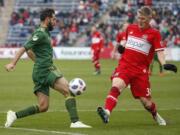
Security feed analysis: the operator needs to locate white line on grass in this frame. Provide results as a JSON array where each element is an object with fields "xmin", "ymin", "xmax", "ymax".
[
  {"xmin": 0, "ymin": 126, "xmax": 87, "ymax": 135},
  {"xmin": 0, "ymin": 108, "xmax": 180, "ymax": 114},
  {"xmin": 47, "ymin": 108, "xmax": 180, "ymax": 112}
]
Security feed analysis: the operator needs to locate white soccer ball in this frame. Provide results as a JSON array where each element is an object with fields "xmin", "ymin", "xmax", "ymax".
[{"xmin": 69, "ymin": 78, "xmax": 86, "ymax": 96}]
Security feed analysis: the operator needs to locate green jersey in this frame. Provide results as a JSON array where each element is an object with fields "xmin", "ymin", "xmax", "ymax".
[
  {"xmin": 24, "ymin": 26, "xmax": 62, "ymax": 95},
  {"xmin": 24, "ymin": 26, "xmax": 53, "ymax": 68}
]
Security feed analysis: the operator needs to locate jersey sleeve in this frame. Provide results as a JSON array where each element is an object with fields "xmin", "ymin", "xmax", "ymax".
[
  {"xmin": 24, "ymin": 31, "xmax": 44, "ymax": 50},
  {"xmin": 125, "ymin": 25, "xmax": 129, "ymax": 41},
  {"xmin": 153, "ymin": 31, "xmax": 164, "ymax": 51}
]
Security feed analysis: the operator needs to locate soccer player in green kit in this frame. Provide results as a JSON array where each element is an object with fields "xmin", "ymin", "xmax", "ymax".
[{"xmin": 5, "ymin": 8, "xmax": 91, "ymax": 128}]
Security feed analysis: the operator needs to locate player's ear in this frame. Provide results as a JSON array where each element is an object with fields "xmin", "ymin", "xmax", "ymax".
[{"xmin": 45, "ymin": 17, "xmax": 50, "ymax": 23}]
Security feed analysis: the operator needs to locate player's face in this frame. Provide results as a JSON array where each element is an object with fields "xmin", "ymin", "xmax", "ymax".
[
  {"xmin": 137, "ymin": 13, "xmax": 150, "ymax": 29},
  {"xmin": 47, "ymin": 14, "xmax": 56, "ymax": 31},
  {"xmin": 91, "ymin": 26, "xmax": 96, "ymax": 33}
]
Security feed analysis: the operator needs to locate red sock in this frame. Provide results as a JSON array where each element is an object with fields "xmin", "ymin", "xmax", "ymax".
[
  {"xmin": 105, "ymin": 87, "xmax": 120, "ymax": 112},
  {"xmin": 94, "ymin": 60, "xmax": 100, "ymax": 70},
  {"xmin": 145, "ymin": 102, "xmax": 157, "ymax": 118}
]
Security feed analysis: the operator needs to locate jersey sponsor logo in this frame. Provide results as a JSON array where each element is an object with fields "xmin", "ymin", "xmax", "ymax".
[
  {"xmin": 126, "ymin": 36, "xmax": 151, "ymax": 55},
  {"xmin": 32, "ymin": 35, "xmax": 38, "ymax": 41}
]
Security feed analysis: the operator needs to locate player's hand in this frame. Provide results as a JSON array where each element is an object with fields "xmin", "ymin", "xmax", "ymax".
[
  {"xmin": 163, "ymin": 64, "xmax": 177, "ymax": 73},
  {"xmin": 5, "ymin": 63, "xmax": 15, "ymax": 72},
  {"xmin": 117, "ymin": 45, "xmax": 125, "ymax": 54}
]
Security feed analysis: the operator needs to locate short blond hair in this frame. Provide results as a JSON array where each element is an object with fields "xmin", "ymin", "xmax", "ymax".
[{"xmin": 138, "ymin": 6, "xmax": 153, "ymax": 18}]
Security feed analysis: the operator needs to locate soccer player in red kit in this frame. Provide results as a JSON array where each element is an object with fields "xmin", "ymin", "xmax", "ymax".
[
  {"xmin": 91, "ymin": 26, "xmax": 104, "ymax": 75},
  {"xmin": 97, "ymin": 6, "xmax": 177, "ymax": 126}
]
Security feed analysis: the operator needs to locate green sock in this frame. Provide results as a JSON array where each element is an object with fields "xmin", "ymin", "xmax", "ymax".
[
  {"xmin": 65, "ymin": 97, "xmax": 79, "ymax": 123},
  {"xmin": 16, "ymin": 105, "xmax": 40, "ymax": 119}
]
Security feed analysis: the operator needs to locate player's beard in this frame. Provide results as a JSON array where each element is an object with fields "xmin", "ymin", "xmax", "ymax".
[{"xmin": 47, "ymin": 21, "xmax": 54, "ymax": 31}]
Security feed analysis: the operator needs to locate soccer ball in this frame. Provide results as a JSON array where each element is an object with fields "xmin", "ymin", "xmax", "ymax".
[{"xmin": 69, "ymin": 78, "xmax": 86, "ymax": 96}]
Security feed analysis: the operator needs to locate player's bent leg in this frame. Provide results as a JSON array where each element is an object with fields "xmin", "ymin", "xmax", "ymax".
[
  {"xmin": 140, "ymin": 97, "xmax": 166, "ymax": 126},
  {"xmin": 53, "ymin": 77, "xmax": 70, "ymax": 97},
  {"xmin": 36, "ymin": 92, "xmax": 49, "ymax": 112},
  {"xmin": 97, "ymin": 78, "xmax": 126, "ymax": 123},
  {"xmin": 5, "ymin": 110, "xmax": 17, "ymax": 128},
  {"xmin": 104, "ymin": 78, "xmax": 126, "ymax": 112},
  {"xmin": 54, "ymin": 77, "xmax": 92, "ymax": 128}
]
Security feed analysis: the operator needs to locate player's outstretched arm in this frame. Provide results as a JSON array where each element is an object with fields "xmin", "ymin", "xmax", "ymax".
[
  {"xmin": 157, "ymin": 50, "xmax": 177, "ymax": 73},
  {"xmin": 157, "ymin": 50, "xmax": 165, "ymax": 65},
  {"xmin": 5, "ymin": 47, "xmax": 26, "ymax": 72}
]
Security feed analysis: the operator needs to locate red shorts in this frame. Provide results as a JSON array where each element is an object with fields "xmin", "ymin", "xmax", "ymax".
[
  {"xmin": 92, "ymin": 49, "xmax": 100, "ymax": 61},
  {"xmin": 111, "ymin": 64, "xmax": 151, "ymax": 99}
]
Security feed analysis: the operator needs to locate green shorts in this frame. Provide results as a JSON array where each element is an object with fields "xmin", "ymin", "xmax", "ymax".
[{"xmin": 33, "ymin": 65, "xmax": 63, "ymax": 96}]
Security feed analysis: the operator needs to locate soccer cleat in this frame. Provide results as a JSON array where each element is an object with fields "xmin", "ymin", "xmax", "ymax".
[
  {"xmin": 70, "ymin": 121, "xmax": 92, "ymax": 128},
  {"xmin": 93, "ymin": 70, "xmax": 101, "ymax": 75},
  {"xmin": 154, "ymin": 113, "xmax": 166, "ymax": 126},
  {"xmin": 97, "ymin": 107, "xmax": 109, "ymax": 123},
  {"xmin": 5, "ymin": 110, "xmax": 17, "ymax": 128}
]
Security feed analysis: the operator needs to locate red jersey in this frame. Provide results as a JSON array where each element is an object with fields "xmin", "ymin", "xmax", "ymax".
[
  {"xmin": 120, "ymin": 24, "xmax": 164, "ymax": 72},
  {"xmin": 174, "ymin": 36, "xmax": 180, "ymax": 46},
  {"xmin": 116, "ymin": 31, "xmax": 126, "ymax": 46},
  {"xmin": 91, "ymin": 31, "xmax": 103, "ymax": 51}
]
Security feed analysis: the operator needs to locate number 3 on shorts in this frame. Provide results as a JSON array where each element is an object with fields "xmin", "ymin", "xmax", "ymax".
[{"xmin": 146, "ymin": 88, "xmax": 151, "ymax": 97}]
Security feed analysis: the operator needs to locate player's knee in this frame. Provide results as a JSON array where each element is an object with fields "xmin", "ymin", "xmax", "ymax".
[
  {"xmin": 112, "ymin": 78, "xmax": 126, "ymax": 91},
  {"xmin": 57, "ymin": 83, "xmax": 70, "ymax": 97},
  {"xmin": 62, "ymin": 89, "xmax": 71, "ymax": 97}
]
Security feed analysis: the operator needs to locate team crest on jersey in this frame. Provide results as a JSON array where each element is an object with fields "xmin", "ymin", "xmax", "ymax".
[
  {"xmin": 142, "ymin": 34, "xmax": 148, "ymax": 40},
  {"xmin": 32, "ymin": 35, "xmax": 38, "ymax": 41}
]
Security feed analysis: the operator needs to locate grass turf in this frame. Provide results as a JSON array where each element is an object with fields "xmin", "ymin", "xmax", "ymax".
[{"xmin": 0, "ymin": 59, "xmax": 180, "ymax": 135}]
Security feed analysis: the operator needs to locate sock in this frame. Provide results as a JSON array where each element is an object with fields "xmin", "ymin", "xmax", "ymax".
[
  {"xmin": 145, "ymin": 102, "xmax": 157, "ymax": 118},
  {"xmin": 95, "ymin": 61, "xmax": 100, "ymax": 71},
  {"xmin": 159, "ymin": 64, "xmax": 163, "ymax": 73},
  {"xmin": 93, "ymin": 60, "xmax": 100, "ymax": 71},
  {"xmin": 105, "ymin": 87, "xmax": 120, "ymax": 112},
  {"xmin": 16, "ymin": 105, "xmax": 40, "ymax": 119},
  {"xmin": 65, "ymin": 97, "xmax": 79, "ymax": 123}
]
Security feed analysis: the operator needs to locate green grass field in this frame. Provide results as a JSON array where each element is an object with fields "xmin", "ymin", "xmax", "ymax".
[{"xmin": 0, "ymin": 59, "xmax": 180, "ymax": 135}]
